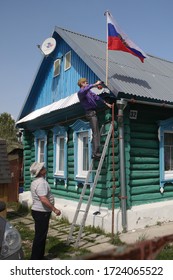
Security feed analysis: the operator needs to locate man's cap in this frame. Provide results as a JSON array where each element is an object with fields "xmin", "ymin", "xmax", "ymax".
[{"xmin": 30, "ymin": 162, "xmax": 45, "ymax": 178}]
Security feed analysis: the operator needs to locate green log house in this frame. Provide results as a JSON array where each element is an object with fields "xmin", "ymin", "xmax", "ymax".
[{"xmin": 17, "ymin": 27, "xmax": 173, "ymax": 232}]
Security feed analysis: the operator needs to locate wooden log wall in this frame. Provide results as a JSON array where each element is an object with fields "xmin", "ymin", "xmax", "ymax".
[
  {"xmin": 22, "ymin": 104, "xmax": 173, "ymax": 210},
  {"xmin": 50, "ymin": 109, "xmax": 120, "ymax": 208},
  {"xmin": 23, "ymin": 130, "xmax": 35, "ymax": 191},
  {"xmin": 22, "ymin": 109, "xmax": 121, "ymax": 210},
  {"xmin": 128, "ymin": 105, "xmax": 173, "ymax": 206}
]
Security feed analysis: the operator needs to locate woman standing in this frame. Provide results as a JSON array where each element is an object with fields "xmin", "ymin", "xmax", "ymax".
[{"xmin": 30, "ymin": 162, "xmax": 61, "ymax": 260}]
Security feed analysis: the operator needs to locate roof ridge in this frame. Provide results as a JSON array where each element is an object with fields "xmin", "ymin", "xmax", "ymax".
[
  {"xmin": 148, "ymin": 54, "xmax": 173, "ymax": 63},
  {"xmin": 55, "ymin": 26, "xmax": 173, "ymax": 64},
  {"xmin": 54, "ymin": 26, "xmax": 106, "ymax": 44}
]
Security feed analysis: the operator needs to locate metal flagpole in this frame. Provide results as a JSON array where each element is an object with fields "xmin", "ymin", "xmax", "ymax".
[
  {"xmin": 104, "ymin": 10, "xmax": 109, "ymax": 86},
  {"xmin": 104, "ymin": 10, "xmax": 115, "ymax": 238},
  {"xmin": 111, "ymin": 103, "xmax": 115, "ymax": 238}
]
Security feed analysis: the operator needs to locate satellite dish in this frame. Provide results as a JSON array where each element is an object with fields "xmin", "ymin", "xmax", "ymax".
[{"xmin": 40, "ymin": 37, "xmax": 56, "ymax": 56}]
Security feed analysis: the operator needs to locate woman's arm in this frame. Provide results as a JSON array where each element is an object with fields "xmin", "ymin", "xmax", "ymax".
[{"xmin": 39, "ymin": 196, "xmax": 61, "ymax": 215}]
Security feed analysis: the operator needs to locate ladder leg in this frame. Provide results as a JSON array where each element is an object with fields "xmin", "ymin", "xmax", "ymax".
[
  {"xmin": 74, "ymin": 124, "xmax": 113, "ymax": 247},
  {"xmin": 68, "ymin": 123, "xmax": 113, "ymax": 247},
  {"xmin": 67, "ymin": 160, "xmax": 94, "ymax": 243}
]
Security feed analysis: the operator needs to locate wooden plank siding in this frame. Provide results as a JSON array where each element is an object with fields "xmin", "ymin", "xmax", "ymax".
[
  {"xmin": 0, "ymin": 140, "xmax": 11, "ymax": 217},
  {"xmin": 0, "ymin": 140, "xmax": 11, "ymax": 184},
  {"xmin": 29, "ymin": 36, "xmax": 100, "ymax": 115}
]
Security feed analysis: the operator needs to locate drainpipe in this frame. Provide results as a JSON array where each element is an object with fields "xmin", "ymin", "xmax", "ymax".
[{"xmin": 116, "ymin": 99, "xmax": 127, "ymax": 232}]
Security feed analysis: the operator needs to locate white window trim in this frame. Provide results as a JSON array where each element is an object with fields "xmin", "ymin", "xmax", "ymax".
[
  {"xmin": 159, "ymin": 118, "xmax": 173, "ymax": 192},
  {"xmin": 54, "ymin": 58, "xmax": 61, "ymax": 77},
  {"xmin": 52, "ymin": 125, "xmax": 67, "ymax": 181},
  {"xmin": 38, "ymin": 138, "xmax": 45, "ymax": 163},
  {"xmin": 164, "ymin": 131, "xmax": 173, "ymax": 180},
  {"xmin": 165, "ymin": 171, "xmax": 173, "ymax": 180},
  {"xmin": 64, "ymin": 51, "xmax": 71, "ymax": 71},
  {"xmin": 33, "ymin": 130, "xmax": 47, "ymax": 164},
  {"xmin": 76, "ymin": 131, "xmax": 89, "ymax": 179},
  {"xmin": 55, "ymin": 136, "xmax": 65, "ymax": 176}
]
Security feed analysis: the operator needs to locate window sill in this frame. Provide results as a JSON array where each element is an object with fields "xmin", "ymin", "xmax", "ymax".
[
  {"xmin": 75, "ymin": 176, "xmax": 86, "ymax": 182},
  {"xmin": 160, "ymin": 178, "xmax": 173, "ymax": 193},
  {"xmin": 54, "ymin": 174, "xmax": 66, "ymax": 180},
  {"xmin": 161, "ymin": 178, "xmax": 173, "ymax": 183}
]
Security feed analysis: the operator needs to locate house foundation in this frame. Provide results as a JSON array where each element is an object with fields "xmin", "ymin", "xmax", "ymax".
[{"xmin": 19, "ymin": 191, "xmax": 173, "ymax": 234}]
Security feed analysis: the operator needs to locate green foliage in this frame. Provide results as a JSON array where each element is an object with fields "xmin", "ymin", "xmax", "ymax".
[
  {"xmin": 156, "ymin": 244, "xmax": 173, "ymax": 260},
  {"xmin": 0, "ymin": 113, "xmax": 17, "ymax": 140},
  {"xmin": 84, "ymin": 225, "xmax": 105, "ymax": 235},
  {"xmin": 0, "ymin": 112, "xmax": 22, "ymax": 152},
  {"xmin": 109, "ymin": 233, "xmax": 125, "ymax": 245}
]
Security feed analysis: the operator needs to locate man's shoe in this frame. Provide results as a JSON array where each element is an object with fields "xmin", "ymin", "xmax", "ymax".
[{"xmin": 92, "ymin": 153, "xmax": 101, "ymax": 160}]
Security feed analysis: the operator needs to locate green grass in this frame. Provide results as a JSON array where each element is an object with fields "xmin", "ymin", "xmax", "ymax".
[
  {"xmin": 14, "ymin": 222, "xmax": 34, "ymax": 259},
  {"xmin": 156, "ymin": 244, "xmax": 173, "ymax": 260},
  {"xmin": 109, "ymin": 233, "xmax": 125, "ymax": 246},
  {"xmin": 84, "ymin": 225, "xmax": 105, "ymax": 235},
  {"xmin": 6, "ymin": 202, "xmax": 92, "ymax": 259},
  {"xmin": 7, "ymin": 202, "xmax": 173, "ymax": 260},
  {"xmin": 12, "ymin": 221, "xmax": 91, "ymax": 260}
]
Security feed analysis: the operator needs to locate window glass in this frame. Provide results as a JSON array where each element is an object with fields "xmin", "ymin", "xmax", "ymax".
[
  {"xmin": 33, "ymin": 130, "xmax": 47, "ymax": 164},
  {"xmin": 54, "ymin": 59, "xmax": 61, "ymax": 77},
  {"xmin": 70, "ymin": 119, "xmax": 91, "ymax": 182},
  {"xmin": 52, "ymin": 125, "xmax": 67, "ymax": 180},
  {"xmin": 83, "ymin": 135, "xmax": 89, "ymax": 171},
  {"xmin": 164, "ymin": 133, "xmax": 173, "ymax": 171},
  {"xmin": 38, "ymin": 139, "xmax": 45, "ymax": 162},
  {"xmin": 65, "ymin": 51, "xmax": 71, "ymax": 70},
  {"xmin": 55, "ymin": 136, "xmax": 64, "ymax": 174},
  {"xmin": 77, "ymin": 132, "xmax": 89, "ymax": 177}
]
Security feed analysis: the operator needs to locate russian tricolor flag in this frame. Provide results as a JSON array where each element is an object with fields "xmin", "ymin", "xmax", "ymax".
[{"xmin": 107, "ymin": 12, "xmax": 147, "ymax": 63}]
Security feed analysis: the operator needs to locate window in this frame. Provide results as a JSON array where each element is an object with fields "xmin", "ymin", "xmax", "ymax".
[
  {"xmin": 52, "ymin": 125, "xmax": 67, "ymax": 179},
  {"xmin": 33, "ymin": 130, "xmax": 47, "ymax": 164},
  {"xmin": 164, "ymin": 133, "xmax": 173, "ymax": 179},
  {"xmin": 77, "ymin": 132, "xmax": 89, "ymax": 177},
  {"xmin": 70, "ymin": 120, "xmax": 92, "ymax": 182},
  {"xmin": 54, "ymin": 59, "xmax": 61, "ymax": 77},
  {"xmin": 55, "ymin": 136, "xmax": 65, "ymax": 176},
  {"xmin": 159, "ymin": 117, "xmax": 173, "ymax": 192},
  {"xmin": 38, "ymin": 139, "xmax": 45, "ymax": 163},
  {"xmin": 64, "ymin": 51, "xmax": 71, "ymax": 71}
]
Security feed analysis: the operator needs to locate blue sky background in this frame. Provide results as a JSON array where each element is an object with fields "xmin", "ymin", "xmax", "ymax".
[{"xmin": 1, "ymin": 0, "xmax": 173, "ymax": 120}]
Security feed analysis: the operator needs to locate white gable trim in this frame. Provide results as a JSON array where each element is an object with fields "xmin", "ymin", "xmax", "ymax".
[
  {"xmin": 16, "ymin": 92, "xmax": 79, "ymax": 124},
  {"xmin": 16, "ymin": 87, "xmax": 106, "ymax": 125}
]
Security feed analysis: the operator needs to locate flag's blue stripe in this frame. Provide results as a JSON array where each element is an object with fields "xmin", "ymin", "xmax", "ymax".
[
  {"xmin": 108, "ymin": 23, "xmax": 119, "ymax": 37},
  {"xmin": 129, "ymin": 47, "xmax": 146, "ymax": 59}
]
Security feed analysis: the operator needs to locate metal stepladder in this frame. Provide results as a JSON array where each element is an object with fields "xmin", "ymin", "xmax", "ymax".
[{"xmin": 67, "ymin": 122, "xmax": 113, "ymax": 248}]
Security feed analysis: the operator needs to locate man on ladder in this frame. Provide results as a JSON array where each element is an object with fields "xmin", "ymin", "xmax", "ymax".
[
  {"xmin": 77, "ymin": 78, "xmax": 112, "ymax": 160},
  {"xmin": 67, "ymin": 79, "xmax": 112, "ymax": 247}
]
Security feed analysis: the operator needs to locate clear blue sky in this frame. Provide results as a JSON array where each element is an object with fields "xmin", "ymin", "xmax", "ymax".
[{"xmin": 1, "ymin": 0, "xmax": 173, "ymax": 121}]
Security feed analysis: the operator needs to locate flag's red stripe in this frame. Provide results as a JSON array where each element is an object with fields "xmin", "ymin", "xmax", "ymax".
[{"xmin": 108, "ymin": 36, "xmax": 144, "ymax": 62}]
